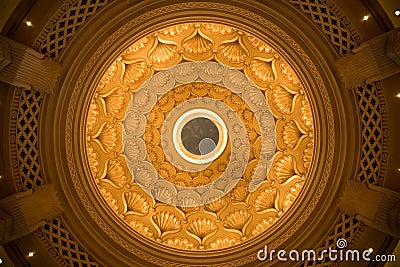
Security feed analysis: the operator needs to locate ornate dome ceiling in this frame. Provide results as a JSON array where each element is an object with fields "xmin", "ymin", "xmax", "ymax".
[
  {"xmin": 85, "ymin": 22, "xmax": 314, "ymax": 251},
  {"xmin": 1, "ymin": 0, "xmax": 398, "ymax": 266}
]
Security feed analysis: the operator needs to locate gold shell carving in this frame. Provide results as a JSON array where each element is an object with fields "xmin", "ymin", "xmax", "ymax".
[
  {"xmin": 129, "ymin": 220, "xmax": 154, "ymax": 239},
  {"xmin": 121, "ymin": 59, "xmax": 146, "ymax": 84},
  {"xmin": 282, "ymin": 120, "xmax": 303, "ymax": 149},
  {"xmin": 254, "ymin": 187, "xmax": 278, "ymax": 212},
  {"xmin": 300, "ymin": 97, "xmax": 313, "ymax": 130},
  {"xmin": 99, "ymin": 87, "xmax": 126, "ymax": 116},
  {"xmin": 204, "ymin": 198, "xmax": 227, "ymax": 215},
  {"xmin": 283, "ymin": 182, "xmax": 304, "ymax": 212},
  {"xmin": 280, "ymin": 60, "xmax": 300, "ymax": 87},
  {"xmin": 96, "ymin": 122, "xmax": 118, "ymax": 152},
  {"xmin": 223, "ymin": 210, "xmax": 251, "ymax": 234},
  {"xmin": 182, "ymin": 30, "xmax": 213, "ymax": 55},
  {"xmin": 208, "ymin": 237, "xmax": 240, "ymax": 250},
  {"xmin": 134, "ymin": 166, "xmax": 155, "ymax": 188},
  {"xmin": 99, "ymin": 186, "xmax": 119, "ymax": 214},
  {"xmin": 274, "ymin": 155, "xmax": 297, "ymax": 184},
  {"xmin": 219, "ymin": 36, "xmax": 248, "ymax": 63},
  {"xmin": 251, "ymin": 216, "xmax": 279, "ymax": 237},
  {"xmin": 163, "ymin": 237, "xmax": 196, "ymax": 250},
  {"xmin": 187, "ymin": 218, "xmax": 217, "ymax": 242},
  {"xmin": 250, "ymin": 58, "xmax": 276, "ymax": 83},
  {"xmin": 149, "ymin": 38, "xmax": 178, "ymax": 64},
  {"xmin": 272, "ymin": 85, "xmax": 296, "ymax": 114},
  {"xmin": 87, "ymin": 99, "xmax": 98, "ymax": 132},
  {"xmin": 230, "ymin": 186, "xmax": 248, "ymax": 203},
  {"xmin": 151, "ymin": 186, "xmax": 174, "ymax": 204},
  {"xmin": 104, "ymin": 159, "xmax": 127, "ymax": 188},
  {"xmin": 152, "ymin": 211, "xmax": 181, "ymax": 237},
  {"xmin": 123, "ymin": 191, "xmax": 149, "ymax": 215}
]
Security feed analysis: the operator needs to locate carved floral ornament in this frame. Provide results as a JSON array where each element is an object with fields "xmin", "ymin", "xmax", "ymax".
[{"xmin": 85, "ymin": 22, "xmax": 314, "ymax": 251}]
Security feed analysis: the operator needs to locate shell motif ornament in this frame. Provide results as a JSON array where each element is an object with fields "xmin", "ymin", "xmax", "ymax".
[
  {"xmin": 254, "ymin": 187, "xmax": 278, "ymax": 213},
  {"xmin": 223, "ymin": 210, "xmax": 251, "ymax": 236},
  {"xmin": 250, "ymin": 58, "xmax": 277, "ymax": 83},
  {"xmin": 133, "ymin": 164, "xmax": 156, "ymax": 188},
  {"xmin": 129, "ymin": 220, "xmax": 154, "ymax": 239},
  {"xmin": 151, "ymin": 186, "xmax": 175, "ymax": 204},
  {"xmin": 273, "ymin": 155, "xmax": 298, "ymax": 184},
  {"xmin": 151, "ymin": 211, "xmax": 181, "ymax": 238},
  {"xmin": 182, "ymin": 30, "xmax": 213, "ymax": 55},
  {"xmin": 99, "ymin": 86, "xmax": 127, "ymax": 117},
  {"xmin": 149, "ymin": 38, "xmax": 178, "ymax": 65},
  {"xmin": 103, "ymin": 159, "xmax": 127, "ymax": 188},
  {"xmin": 219, "ymin": 36, "xmax": 249, "ymax": 63},
  {"xmin": 121, "ymin": 59, "xmax": 147, "ymax": 84},
  {"xmin": 272, "ymin": 84, "xmax": 296, "ymax": 115},
  {"xmin": 204, "ymin": 198, "xmax": 227, "ymax": 218},
  {"xmin": 95, "ymin": 122, "xmax": 118, "ymax": 153},
  {"xmin": 282, "ymin": 120, "xmax": 303, "ymax": 149},
  {"xmin": 230, "ymin": 185, "xmax": 249, "ymax": 203},
  {"xmin": 187, "ymin": 218, "xmax": 217, "ymax": 245},
  {"xmin": 123, "ymin": 191, "xmax": 149, "ymax": 216}
]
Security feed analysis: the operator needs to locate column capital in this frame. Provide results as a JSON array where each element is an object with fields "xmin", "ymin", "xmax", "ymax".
[{"xmin": 0, "ymin": 35, "xmax": 61, "ymax": 94}]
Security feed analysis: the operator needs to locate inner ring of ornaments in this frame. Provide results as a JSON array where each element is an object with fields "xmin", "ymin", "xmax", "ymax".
[{"xmin": 85, "ymin": 22, "xmax": 315, "ymax": 251}]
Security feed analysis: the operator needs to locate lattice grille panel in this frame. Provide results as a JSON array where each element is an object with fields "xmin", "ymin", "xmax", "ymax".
[
  {"xmin": 16, "ymin": 89, "xmax": 44, "ymax": 190},
  {"xmin": 356, "ymin": 83, "xmax": 384, "ymax": 186},
  {"xmin": 304, "ymin": 214, "xmax": 362, "ymax": 266},
  {"xmin": 287, "ymin": 0, "xmax": 360, "ymax": 55},
  {"xmin": 37, "ymin": 218, "xmax": 98, "ymax": 267},
  {"xmin": 37, "ymin": 0, "xmax": 111, "ymax": 59}
]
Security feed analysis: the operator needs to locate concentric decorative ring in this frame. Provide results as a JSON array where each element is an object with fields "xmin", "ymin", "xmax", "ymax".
[{"xmin": 86, "ymin": 22, "xmax": 315, "ymax": 251}]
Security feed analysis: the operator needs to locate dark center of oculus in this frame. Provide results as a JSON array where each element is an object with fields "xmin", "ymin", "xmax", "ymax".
[{"xmin": 181, "ymin": 117, "xmax": 219, "ymax": 155}]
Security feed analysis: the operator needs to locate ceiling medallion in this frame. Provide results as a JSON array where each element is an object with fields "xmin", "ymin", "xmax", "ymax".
[{"xmin": 85, "ymin": 22, "xmax": 314, "ymax": 251}]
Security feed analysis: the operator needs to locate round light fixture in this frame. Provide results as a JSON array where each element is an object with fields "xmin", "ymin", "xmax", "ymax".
[{"xmin": 173, "ymin": 108, "xmax": 227, "ymax": 164}]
